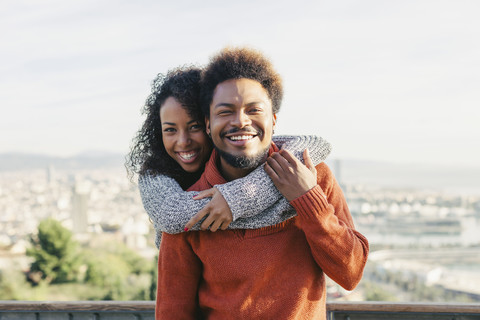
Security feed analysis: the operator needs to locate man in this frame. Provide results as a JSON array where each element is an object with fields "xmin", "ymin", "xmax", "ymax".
[{"xmin": 156, "ymin": 47, "xmax": 369, "ymax": 319}]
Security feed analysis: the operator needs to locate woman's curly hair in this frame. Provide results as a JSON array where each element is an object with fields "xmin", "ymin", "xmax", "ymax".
[
  {"xmin": 200, "ymin": 47, "xmax": 283, "ymax": 117},
  {"xmin": 126, "ymin": 66, "xmax": 205, "ymax": 188}
]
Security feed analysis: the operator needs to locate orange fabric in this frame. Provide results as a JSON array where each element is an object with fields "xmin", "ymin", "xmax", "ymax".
[{"xmin": 156, "ymin": 144, "xmax": 369, "ymax": 320}]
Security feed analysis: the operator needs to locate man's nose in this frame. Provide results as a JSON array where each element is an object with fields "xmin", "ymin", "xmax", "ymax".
[{"xmin": 231, "ymin": 111, "xmax": 252, "ymax": 128}]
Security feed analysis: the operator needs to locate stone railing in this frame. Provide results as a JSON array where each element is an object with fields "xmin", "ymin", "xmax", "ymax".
[{"xmin": 0, "ymin": 301, "xmax": 479, "ymax": 319}]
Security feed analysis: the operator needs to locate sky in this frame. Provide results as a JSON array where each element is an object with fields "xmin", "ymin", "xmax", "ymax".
[{"xmin": 1, "ymin": 0, "xmax": 479, "ymax": 167}]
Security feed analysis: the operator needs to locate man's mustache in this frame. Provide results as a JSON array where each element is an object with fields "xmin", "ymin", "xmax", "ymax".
[{"xmin": 220, "ymin": 127, "xmax": 260, "ymax": 138}]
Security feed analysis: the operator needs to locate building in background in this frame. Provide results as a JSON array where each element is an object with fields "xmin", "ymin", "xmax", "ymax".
[{"xmin": 71, "ymin": 181, "xmax": 90, "ymax": 234}]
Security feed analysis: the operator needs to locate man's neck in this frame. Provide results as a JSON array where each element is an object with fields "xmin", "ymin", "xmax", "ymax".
[
  {"xmin": 215, "ymin": 142, "xmax": 276, "ymax": 181},
  {"xmin": 218, "ymin": 158, "xmax": 257, "ymax": 181}
]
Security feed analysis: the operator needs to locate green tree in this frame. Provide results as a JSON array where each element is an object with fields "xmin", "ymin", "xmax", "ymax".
[
  {"xmin": 84, "ymin": 252, "xmax": 130, "ymax": 300},
  {"xmin": 109, "ymin": 244, "xmax": 151, "ymax": 275},
  {"xmin": 363, "ymin": 281, "xmax": 398, "ymax": 301},
  {"xmin": 0, "ymin": 269, "xmax": 31, "ymax": 300},
  {"xmin": 149, "ymin": 253, "xmax": 158, "ymax": 300},
  {"xmin": 83, "ymin": 242, "xmax": 152, "ymax": 300},
  {"xmin": 26, "ymin": 218, "xmax": 81, "ymax": 284}
]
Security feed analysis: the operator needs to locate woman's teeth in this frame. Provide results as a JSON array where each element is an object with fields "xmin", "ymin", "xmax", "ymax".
[{"xmin": 178, "ymin": 152, "xmax": 197, "ymax": 160}]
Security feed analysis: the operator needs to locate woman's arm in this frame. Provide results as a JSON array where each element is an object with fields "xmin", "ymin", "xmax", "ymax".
[
  {"xmin": 215, "ymin": 135, "xmax": 331, "ymax": 220},
  {"xmin": 139, "ymin": 135, "xmax": 331, "ymax": 243},
  {"xmin": 139, "ymin": 174, "xmax": 207, "ymax": 248},
  {"xmin": 139, "ymin": 174, "xmax": 206, "ymax": 234},
  {"xmin": 184, "ymin": 135, "xmax": 331, "ymax": 230},
  {"xmin": 183, "ymin": 135, "xmax": 331, "ymax": 233}
]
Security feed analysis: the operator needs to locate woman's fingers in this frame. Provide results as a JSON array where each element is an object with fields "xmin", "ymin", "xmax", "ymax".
[
  {"xmin": 264, "ymin": 148, "xmax": 318, "ymax": 201},
  {"xmin": 209, "ymin": 218, "xmax": 223, "ymax": 232},
  {"xmin": 200, "ymin": 214, "xmax": 215, "ymax": 231},
  {"xmin": 186, "ymin": 187, "xmax": 233, "ymax": 232},
  {"xmin": 278, "ymin": 149, "xmax": 297, "ymax": 165},
  {"xmin": 220, "ymin": 221, "xmax": 229, "ymax": 230},
  {"xmin": 185, "ymin": 207, "xmax": 209, "ymax": 231},
  {"xmin": 201, "ymin": 210, "xmax": 232, "ymax": 231},
  {"xmin": 303, "ymin": 148, "xmax": 317, "ymax": 175},
  {"xmin": 264, "ymin": 161, "xmax": 279, "ymax": 180},
  {"xmin": 266, "ymin": 153, "xmax": 285, "ymax": 175},
  {"xmin": 192, "ymin": 188, "xmax": 215, "ymax": 200}
]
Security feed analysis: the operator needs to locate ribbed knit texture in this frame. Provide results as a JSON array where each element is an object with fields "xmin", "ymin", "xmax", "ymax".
[
  {"xmin": 139, "ymin": 135, "xmax": 331, "ymax": 248},
  {"xmin": 156, "ymin": 145, "xmax": 369, "ymax": 320}
]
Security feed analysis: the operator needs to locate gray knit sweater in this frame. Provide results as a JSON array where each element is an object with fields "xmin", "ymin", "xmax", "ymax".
[{"xmin": 138, "ymin": 135, "xmax": 331, "ymax": 248}]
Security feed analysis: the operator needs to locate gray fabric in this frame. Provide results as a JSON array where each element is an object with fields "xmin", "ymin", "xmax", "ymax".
[
  {"xmin": 216, "ymin": 135, "xmax": 332, "ymax": 221},
  {"xmin": 138, "ymin": 135, "xmax": 331, "ymax": 248}
]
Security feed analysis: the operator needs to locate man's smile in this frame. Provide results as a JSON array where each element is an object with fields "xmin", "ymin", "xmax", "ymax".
[
  {"xmin": 222, "ymin": 129, "xmax": 261, "ymax": 147},
  {"xmin": 228, "ymin": 135, "xmax": 255, "ymax": 141}
]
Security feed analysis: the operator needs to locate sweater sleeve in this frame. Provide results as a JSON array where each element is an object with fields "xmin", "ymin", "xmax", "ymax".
[
  {"xmin": 139, "ymin": 135, "xmax": 331, "ymax": 245},
  {"xmin": 290, "ymin": 163, "xmax": 369, "ymax": 291},
  {"xmin": 215, "ymin": 135, "xmax": 331, "ymax": 220},
  {"xmin": 139, "ymin": 170, "xmax": 296, "ymax": 248},
  {"xmin": 139, "ymin": 173, "xmax": 205, "ymax": 234},
  {"xmin": 156, "ymin": 232, "xmax": 202, "ymax": 319}
]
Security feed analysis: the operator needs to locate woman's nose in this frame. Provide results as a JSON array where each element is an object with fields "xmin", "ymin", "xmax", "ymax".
[{"xmin": 177, "ymin": 132, "xmax": 191, "ymax": 147}]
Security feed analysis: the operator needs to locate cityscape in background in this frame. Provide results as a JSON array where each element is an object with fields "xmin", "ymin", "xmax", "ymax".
[{"xmin": 0, "ymin": 153, "xmax": 479, "ymax": 302}]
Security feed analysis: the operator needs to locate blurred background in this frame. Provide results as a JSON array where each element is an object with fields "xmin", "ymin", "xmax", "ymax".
[{"xmin": 1, "ymin": 0, "xmax": 479, "ymax": 302}]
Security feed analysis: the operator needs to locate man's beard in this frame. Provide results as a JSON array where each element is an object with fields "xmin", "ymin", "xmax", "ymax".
[{"xmin": 215, "ymin": 145, "xmax": 270, "ymax": 169}]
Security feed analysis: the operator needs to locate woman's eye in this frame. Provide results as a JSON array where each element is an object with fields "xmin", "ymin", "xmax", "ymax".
[
  {"xmin": 191, "ymin": 124, "xmax": 204, "ymax": 130},
  {"xmin": 163, "ymin": 127, "xmax": 176, "ymax": 133}
]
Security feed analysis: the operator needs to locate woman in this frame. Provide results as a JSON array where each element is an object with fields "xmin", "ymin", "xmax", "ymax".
[{"xmin": 126, "ymin": 66, "xmax": 331, "ymax": 247}]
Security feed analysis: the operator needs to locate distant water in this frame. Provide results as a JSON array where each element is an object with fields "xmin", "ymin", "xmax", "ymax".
[
  {"xmin": 1, "ymin": 152, "xmax": 479, "ymax": 194},
  {"xmin": 328, "ymin": 159, "xmax": 480, "ymax": 195},
  {"xmin": 0, "ymin": 152, "xmax": 124, "ymax": 171},
  {"xmin": 360, "ymin": 216, "xmax": 480, "ymax": 247}
]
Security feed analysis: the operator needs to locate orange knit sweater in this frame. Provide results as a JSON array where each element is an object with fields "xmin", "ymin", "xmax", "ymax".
[{"xmin": 156, "ymin": 145, "xmax": 369, "ymax": 319}]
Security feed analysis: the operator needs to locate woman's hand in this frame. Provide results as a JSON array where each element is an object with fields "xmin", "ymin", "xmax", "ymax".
[
  {"xmin": 264, "ymin": 148, "xmax": 318, "ymax": 202},
  {"xmin": 184, "ymin": 187, "xmax": 233, "ymax": 232}
]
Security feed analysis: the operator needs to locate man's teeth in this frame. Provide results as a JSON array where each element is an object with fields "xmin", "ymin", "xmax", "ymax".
[
  {"xmin": 229, "ymin": 135, "xmax": 254, "ymax": 141},
  {"xmin": 178, "ymin": 152, "xmax": 197, "ymax": 160}
]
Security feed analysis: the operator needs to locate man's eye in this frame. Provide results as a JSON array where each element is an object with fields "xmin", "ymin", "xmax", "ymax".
[
  {"xmin": 249, "ymin": 107, "xmax": 262, "ymax": 113},
  {"xmin": 218, "ymin": 110, "xmax": 232, "ymax": 115}
]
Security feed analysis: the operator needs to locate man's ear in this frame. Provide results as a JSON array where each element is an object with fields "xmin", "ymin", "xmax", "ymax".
[
  {"xmin": 272, "ymin": 113, "xmax": 277, "ymax": 128},
  {"xmin": 205, "ymin": 116, "xmax": 211, "ymax": 136}
]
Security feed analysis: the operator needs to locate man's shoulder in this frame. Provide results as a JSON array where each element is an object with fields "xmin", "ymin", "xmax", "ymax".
[
  {"xmin": 315, "ymin": 162, "xmax": 333, "ymax": 176},
  {"xmin": 314, "ymin": 162, "xmax": 336, "ymax": 189}
]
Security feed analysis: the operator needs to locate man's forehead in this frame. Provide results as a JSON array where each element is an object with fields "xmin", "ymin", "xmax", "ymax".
[{"xmin": 212, "ymin": 78, "xmax": 270, "ymax": 105}]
